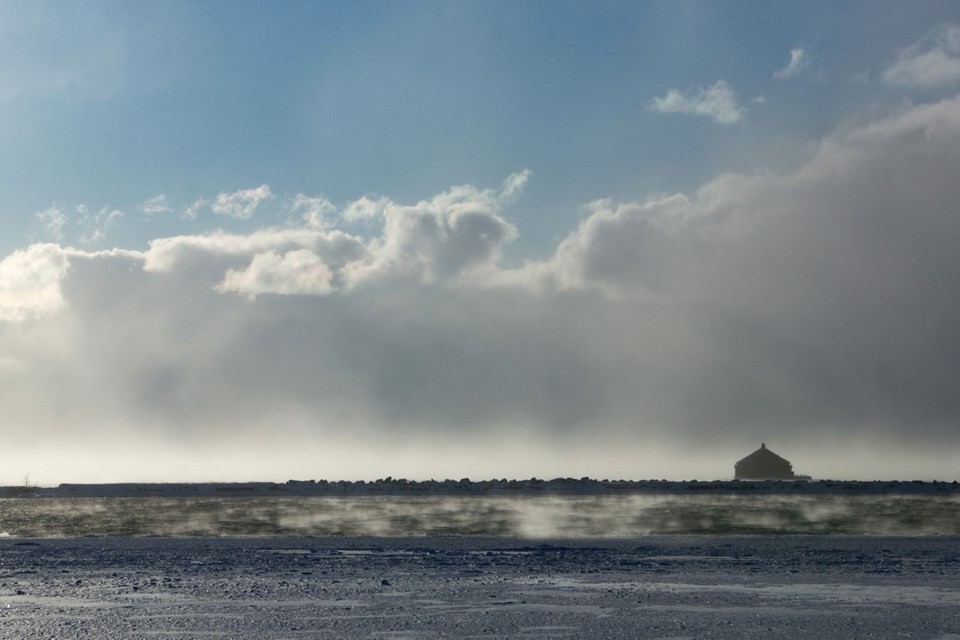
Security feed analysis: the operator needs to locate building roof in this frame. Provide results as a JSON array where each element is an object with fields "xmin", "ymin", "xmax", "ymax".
[{"xmin": 735, "ymin": 442, "xmax": 791, "ymax": 467}]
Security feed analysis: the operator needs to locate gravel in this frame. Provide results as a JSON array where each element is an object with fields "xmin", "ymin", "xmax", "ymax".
[{"xmin": 1, "ymin": 535, "xmax": 959, "ymax": 638}]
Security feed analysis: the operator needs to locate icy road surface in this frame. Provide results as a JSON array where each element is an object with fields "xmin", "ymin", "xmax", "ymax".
[{"xmin": 1, "ymin": 536, "xmax": 959, "ymax": 639}]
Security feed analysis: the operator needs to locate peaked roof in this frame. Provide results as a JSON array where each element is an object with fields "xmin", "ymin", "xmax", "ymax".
[{"xmin": 736, "ymin": 443, "xmax": 791, "ymax": 466}]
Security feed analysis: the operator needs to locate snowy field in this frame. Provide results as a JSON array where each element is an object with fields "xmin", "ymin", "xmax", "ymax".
[{"xmin": 2, "ymin": 535, "xmax": 959, "ymax": 639}]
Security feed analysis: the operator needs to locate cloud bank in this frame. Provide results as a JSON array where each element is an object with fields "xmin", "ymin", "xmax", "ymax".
[{"xmin": 4, "ymin": 97, "xmax": 960, "ymax": 482}]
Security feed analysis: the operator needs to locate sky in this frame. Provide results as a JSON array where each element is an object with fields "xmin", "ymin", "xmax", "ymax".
[{"xmin": 3, "ymin": 0, "xmax": 960, "ymax": 484}]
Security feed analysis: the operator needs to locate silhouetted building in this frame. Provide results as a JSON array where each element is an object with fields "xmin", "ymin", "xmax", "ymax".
[{"xmin": 734, "ymin": 443, "xmax": 795, "ymax": 480}]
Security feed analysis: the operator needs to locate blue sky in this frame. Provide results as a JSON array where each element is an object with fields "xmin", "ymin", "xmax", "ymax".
[
  {"xmin": 6, "ymin": 0, "xmax": 958, "ymax": 257},
  {"xmin": 3, "ymin": 1, "xmax": 960, "ymax": 483}
]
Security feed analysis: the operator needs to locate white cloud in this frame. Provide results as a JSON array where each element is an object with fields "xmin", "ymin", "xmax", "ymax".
[
  {"xmin": 34, "ymin": 204, "xmax": 67, "ymax": 241},
  {"xmin": 33, "ymin": 202, "xmax": 124, "ymax": 245},
  {"xmin": 344, "ymin": 180, "xmax": 519, "ymax": 288},
  {"xmin": 0, "ymin": 244, "xmax": 70, "ymax": 321},
  {"xmin": 649, "ymin": 80, "xmax": 746, "ymax": 125},
  {"xmin": 773, "ymin": 47, "xmax": 809, "ymax": 80},
  {"xmin": 291, "ymin": 194, "xmax": 337, "ymax": 229},
  {"xmin": 541, "ymin": 193, "xmax": 700, "ymax": 296},
  {"xmin": 140, "ymin": 227, "xmax": 363, "ymax": 273},
  {"xmin": 186, "ymin": 184, "xmax": 273, "ymax": 220},
  {"xmin": 79, "ymin": 206, "xmax": 124, "ymax": 244},
  {"xmin": 139, "ymin": 194, "xmax": 173, "ymax": 215},
  {"xmin": 142, "ymin": 175, "xmax": 522, "ymax": 294},
  {"xmin": 183, "ymin": 200, "xmax": 204, "ymax": 220},
  {"xmin": 342, "ymin": 196, "xmax": 390, "ymax": 223},
  {"xmin": 545, "ymin": 94, "xmax": 960, "ymax": 303},
  {"xmin": 211, "ymin": 184, "xmax": 272, "ymax": 219},
  {"xmin": 883, "ymin": 24, "xmax": 960, "ymax": 88},
  {"xmin": 499, "ymin": 169, "xmax": 532, "ymax": 201},
  {"xmin": 217, "ymin": 249, "xmax": 335, "ymax": 298}
]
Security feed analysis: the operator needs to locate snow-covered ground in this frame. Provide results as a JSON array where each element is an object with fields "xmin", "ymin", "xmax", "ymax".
[{"xmin": 1, "ymin": 535, "xmax": 959, "ymax": 638}]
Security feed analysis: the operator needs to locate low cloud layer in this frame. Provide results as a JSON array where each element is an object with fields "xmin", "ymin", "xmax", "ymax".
[{"xmin": 3, "ymin": 97, "xmax": 960, "ymax": 482}]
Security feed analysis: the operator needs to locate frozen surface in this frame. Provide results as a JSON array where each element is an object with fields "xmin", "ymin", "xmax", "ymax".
[{"xmin": 1, "ymin": 536, "xmax": 959, "ymax": 638}]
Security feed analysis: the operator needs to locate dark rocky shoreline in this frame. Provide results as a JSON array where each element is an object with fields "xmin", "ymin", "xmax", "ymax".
[{"xmin": 3, "ymin": 477, "xmax": 958, "ymax": 499}]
